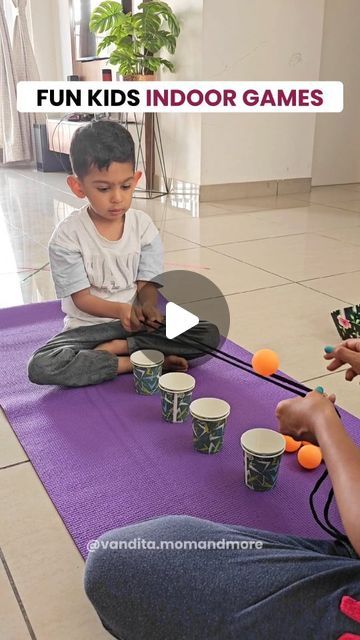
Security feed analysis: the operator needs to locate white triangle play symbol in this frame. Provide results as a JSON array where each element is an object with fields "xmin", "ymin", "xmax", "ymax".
[{"xmin": 165, "ymin": 302, "xmax": 199, "ymax": 340}]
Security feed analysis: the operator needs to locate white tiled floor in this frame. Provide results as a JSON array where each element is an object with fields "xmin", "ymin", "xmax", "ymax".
[{"xmin": 1, "ymin": 165, "xmax": 360, "ymax": 638}]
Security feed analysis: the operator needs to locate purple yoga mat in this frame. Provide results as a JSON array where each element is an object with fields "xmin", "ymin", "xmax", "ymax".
[{"xmin": 1, "ymin": 301, "xmax": 359, "ymax": 558}]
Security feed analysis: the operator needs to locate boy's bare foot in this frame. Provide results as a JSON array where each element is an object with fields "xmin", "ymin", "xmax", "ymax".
[
  {"xmin": 116, "ymin": 355, "xmax": 188, "ymax": 375},
  {"xmin": 117, "ymin": 356, "xmax": 133, "ymax": 374},
  {"xmin": 94, "ymin": 339, "xmax": 129, "ymax": 356},
  {"xmin": 163, "ymin": 355, "xmax": 188, "ymax": 372}
]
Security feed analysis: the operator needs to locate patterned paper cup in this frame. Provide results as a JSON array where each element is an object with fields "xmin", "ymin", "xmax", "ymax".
[
  {"xmin": 190, "ymin": 398, "xmax": 231, "ymax": 454},
  {"xmin": 130, "ymin": 350, "xmax": 165, "ymax": 395},
  {"xmin": 240, "ymin": 428, "xmax": 285, "ymax": 491},
  {"xmin": 159, "ymin": 372, "xmax": 196, "ymax": 423}
]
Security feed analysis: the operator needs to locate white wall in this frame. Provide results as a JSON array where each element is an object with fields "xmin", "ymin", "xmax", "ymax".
[
  {"xmin": 158, "ymin": 0, "xmax": 203, "ymax": 185},
  {"xmin": 312, "ymin": 0, "xmax": 360, "ymax": 185},
  {"xmin": 200, "ymin": 0, "xmax": 325, "ymax": 185}
]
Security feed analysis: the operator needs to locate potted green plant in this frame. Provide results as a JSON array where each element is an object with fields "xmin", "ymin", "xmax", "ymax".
[{"xmin": 89, "ymin": 0, "xmax": 181, "ymax": 80}]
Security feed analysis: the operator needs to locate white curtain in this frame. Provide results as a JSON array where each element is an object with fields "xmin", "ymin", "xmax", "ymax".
[
  {"xmin": 11, "ymin": 0, "xmax": 45, "ymax": 134},
  {"xmin": 0, "ymin": 0, "xmax": 43, "ymax": 163}
]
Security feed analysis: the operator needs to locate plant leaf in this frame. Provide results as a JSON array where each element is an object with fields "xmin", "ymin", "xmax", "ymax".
[
  {"xmin": 139, "ymin": 1, "xmax": 180, "ymax": 36},
  {"xmin": 96, "ymin": 34, "xmax": 116, "ymax": 54},
  {"xmin": 90, "ymin": 0, "xmax": 125, "ymax": 34},
  {"xmin": 157, "ymin": 57, "xmax": 175, "ymax": 71}
]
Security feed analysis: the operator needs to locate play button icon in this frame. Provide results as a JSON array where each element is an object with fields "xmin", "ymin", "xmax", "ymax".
[
  {"xmin": 165, "ymin": 302, "xmax": 199, "ymax": 340},
  {"xmin": 131, "ymin": 269, "xmax": 230, "ymax": 367}
]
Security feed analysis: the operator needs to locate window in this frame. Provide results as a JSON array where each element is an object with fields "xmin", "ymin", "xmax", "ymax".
[{"xmin": 70, "ymin": 0, "xmax": 132, "ymax": 61}]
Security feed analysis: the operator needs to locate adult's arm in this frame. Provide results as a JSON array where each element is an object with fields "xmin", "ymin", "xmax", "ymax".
[{"xmin": 276, "ymin": 393, "xmax": 360, "ymax": 555}]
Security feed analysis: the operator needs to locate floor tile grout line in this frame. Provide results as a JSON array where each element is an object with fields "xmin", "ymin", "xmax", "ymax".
[
  {"xmin": 198, "ymin": 204, "xmax": 277, "ymax": 216},
  {"xmin": 6, "ymin": 168, "xmax": 76, "ymax": 200},
  {"xmin": 164, "ymin": 281, "xmax": 292, "ymax": 306},
  {"xmin": 152, "ymin": 237, "xmax": 296, "ymax": 284},
  {"xmin": 166, "ymin": 230, "xmax": 311, "ymax": 247},
  {"xmin": 313, "ymin": 230, "xmax": 360, "ymax": 249},
  {"xmin": 2, "ymin": 224, "xmax": 50, "ymax": 251},
  {"xmin": 208, "ymin": 245, "xmax": 360, "ymax": 293},
  {"xmin": 221, "ymin": 282, "xmax": 292, "ymax": 297},
  {"xmin": 194, "ymin": 199, "xmax": 360, "ymax": 218},
  {"xmin": 160, "ymin": 230, "xmax": 203, "ymax": 248},
  {"xmin": 299, "ymin": 268, "xmax": 360, "ymax": 284},
  {"xmin": 207, "ymin": 231, "xmax": 309, "ymax": 246},
  {"xmin": 0, "ymin": 546, "xmax": 38, "ymax": 640},
  {"xmin": 296, "ymin": 282, "xmax": 354, "ymax": 306},
  {"xmin": 21, "ymin": 263, "xmax": 50, "ymax": 283},
  {"xmin": 0, "ymin": 460, "xmax": 30, "ymax": 471},
  {"xmin": 161, "ymin": 225, "xmax": 360, "ymax": 252},
  {"xmin": 204, "ymin": 227, "xmax": 360, "ymax": 248},
  {"xmin": 206, "ymin": 232, "xmax": 307, "ymax": 247},
  {"xmin": 19, "ymin": 270, "xmax": 38, "ymax": 283},
  {"xmin": 206, "ymin": 245, "xmax": 295, "ymax": 283},
  {"xmin": 291, "ymin": 198, "xmax": 360, "ymax": 215},
  {"xmin": 296, "ymin": 266, "xmax": 360, "ymax": 283}
]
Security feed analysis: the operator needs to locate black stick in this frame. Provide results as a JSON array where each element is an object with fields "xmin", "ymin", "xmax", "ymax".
[
  {"xmin": 145, "ymin": 320, "xmax": 309, "ymax": 397},
  {"xmin": 150, "ymin": 320, "xmax": 310, "ymax": 397}
]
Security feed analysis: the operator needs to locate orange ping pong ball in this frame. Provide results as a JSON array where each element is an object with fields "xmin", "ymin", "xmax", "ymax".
[
  {"xmin": 284, "ymin": 435, "xmax": 301, "ymax": 453},
  {"xmin": 251, "ymin": 349, "xmax": 280, "ymax": 376},
  {"xmin": 297, "ymin": 444, "xmax": 322, "ymax": 470}
]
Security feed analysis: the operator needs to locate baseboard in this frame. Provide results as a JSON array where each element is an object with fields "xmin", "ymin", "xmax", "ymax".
[
  {"xmin": 153, "ymin": 175, "xmax": 199, "ymax": 195},
  {"xmin": 199, "ymin": 177, "xmax": 311, "ymax": 202},
  {"xmin": 154, "ymin": 176, "xmax": 311, "ymax": 201}
]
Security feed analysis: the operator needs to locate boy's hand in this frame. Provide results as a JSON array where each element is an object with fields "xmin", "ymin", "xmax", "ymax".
[
  {"xmin": 117, "ymin": 303, "xmax": 143, "ymax": 333},
  {"xmin": 276, "ymin": 391, "xmax": 336, "ymax": 445},
  {"xmin": 128, "ymin": 303, "xmax": 163, "ymax": 331},
  {"xmin": 324, "ymin": 339, "xmax": 360, "ymax": 381},
  {"xmin": 140, "ymin": 302, "xmax": 164, "ymax": 330}
]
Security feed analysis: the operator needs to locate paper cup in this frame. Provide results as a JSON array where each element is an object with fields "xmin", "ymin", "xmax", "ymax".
[
  {"xmin": 190, "ymin": 398, "xmax": 231, "ymax": 454},
  {"xmin": 130, "ymin": 350, "xmax": 164, "ymax": 395},
  {"xmin": 240, "ymin": 428, "xmax": 285, "ymax": 491},
  {"xmin": 159, "ymin": 372, "xmax": 196, "ymax": 423}
]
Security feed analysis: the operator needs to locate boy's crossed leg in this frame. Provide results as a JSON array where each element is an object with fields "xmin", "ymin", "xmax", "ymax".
[
  {"xmin": 28, "ymin": 320, "xmax": 219, "ymax": 387},
  {"xmin": 94, "ymin": 338, "xmax": 188, "ymax": 374}
]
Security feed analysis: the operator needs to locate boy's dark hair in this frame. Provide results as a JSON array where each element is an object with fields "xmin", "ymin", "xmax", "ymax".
[{"xmin": 69, "ymin": 119, "xmax": 135, "ymax": 179}]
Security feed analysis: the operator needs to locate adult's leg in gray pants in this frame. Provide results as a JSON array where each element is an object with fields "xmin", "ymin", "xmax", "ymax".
[
  {"xmin": 28, "ymin": 320, "xmax": 219, "ymax": 387},
  {"xmin": 84, "ymin": 515, "xmax": 360, "ymax": 640}
]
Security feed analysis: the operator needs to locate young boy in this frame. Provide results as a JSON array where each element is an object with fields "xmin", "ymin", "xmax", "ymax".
[{"xmin": 28, "ymin": 120, "xmax": 218, "ymax": 387}]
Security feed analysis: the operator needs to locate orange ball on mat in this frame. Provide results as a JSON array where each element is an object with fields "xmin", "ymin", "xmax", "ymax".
[
  {"xmin": 251, "ymin": 349, "xmax": 280, "ymax": 376},
  {"xmin": 284, "ymin": 435, "xmax": 301, "ymax": 453},
  {"xmin": 297, "ymin": 444, "xmax": 322, "ymax": 470}
]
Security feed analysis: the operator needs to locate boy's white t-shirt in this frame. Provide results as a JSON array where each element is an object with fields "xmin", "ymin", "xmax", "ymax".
[{"xmin": 48, "ymin": 205, "xmax": 163, "ymax": 331}]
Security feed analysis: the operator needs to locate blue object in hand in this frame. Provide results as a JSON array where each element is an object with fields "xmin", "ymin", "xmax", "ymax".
[
  {"xmin": 324, "ymin": 345, "xmax": 334, "ymax": 354},
  {"xmin": 315, "ymin": 386, "xmax": 324, "ymax": 394}
]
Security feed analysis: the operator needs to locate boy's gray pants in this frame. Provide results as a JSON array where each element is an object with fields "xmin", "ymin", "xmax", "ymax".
[{"xmin": 28, "ymin": 320, "xmax": 219, "ymax": 387}]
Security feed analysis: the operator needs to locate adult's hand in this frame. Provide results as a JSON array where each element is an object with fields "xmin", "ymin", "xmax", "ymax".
[
  {"xmin": 276, "ymin": 391, "xmax": 336, "ymax": 445},
  {"xmin": 324, "ymin": 339, "xmax": 360, "ymax": 381}
]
